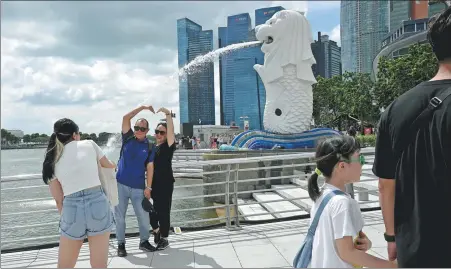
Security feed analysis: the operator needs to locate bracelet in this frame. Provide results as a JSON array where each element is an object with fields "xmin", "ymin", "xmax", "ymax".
[
  {"xmin": 146, "ymin": 186, "xmax": 152, "ymax": 191},
  {"xmin": 384, "ymin": 233, "xmax": 395, "ymax": 242}
]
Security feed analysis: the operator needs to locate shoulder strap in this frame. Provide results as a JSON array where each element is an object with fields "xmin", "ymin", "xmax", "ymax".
[
  {"xmin": 119, "ymin": 135, "xmax": 135, "ymax": 160},
  {"xmin": 307, "ymin": 190, "xmax": 346, "ymax": 236},
  {"xmin": 399, "ymin": 86, "xmax": 451, "ymax": 154}
]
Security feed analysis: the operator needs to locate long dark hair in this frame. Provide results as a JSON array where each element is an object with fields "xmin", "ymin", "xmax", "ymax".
[
  {"xmin": 157, "ymin": 122, "xmax": 167, "ymax": 129},
  {"xmin": 307, "ymin": 136, "xmax": 360, "ymax": 201},
  {"xmin": 42, "ymin": 118, "xmax": 79, "ymax": 184}
]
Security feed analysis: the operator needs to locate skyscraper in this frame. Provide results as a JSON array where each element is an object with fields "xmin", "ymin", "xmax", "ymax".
[
  {"xmin": 311, "ymin": 32, "xmax": 342, "ymax": 79},
  {"xmin": 341, "ymin": 1, "xmax": 389, "ymax": 74},
  {"xmin": 177, "ymin": 18, "xmax": 215, "ymax": 125},
  {"xmin": 219, "ymin": 6, "xmax": 284, "ymax": 130},
  {"xmin": 389, "ymin": 0, "xmax": 447, "ymax": 31}
]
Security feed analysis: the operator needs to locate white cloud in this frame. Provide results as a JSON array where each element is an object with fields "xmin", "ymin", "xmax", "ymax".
[
  {"xmin": 1, "ymin": 1, "xmax": 339, "ymax": 135},
  {"xmin": 326, "ymin": 24, "xmax": 341, "ymax": 46}
]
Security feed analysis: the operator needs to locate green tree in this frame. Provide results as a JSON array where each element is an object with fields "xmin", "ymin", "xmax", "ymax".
[
  {"xmin": 80, "ymin": 132, "xmax": 91, "ymax": 140},
  {"xmin": 23, "ymin": 134, "xmax": 31, "ymax": 143},
  {"xmin": 1, "ymin": 129, "xmax": 20, "ymax": 144},
  {"xmin": 312, "ymin": 75, "xmax": 344, "ymax": 127},
  {"xmin": 374, "ymin": 43, "xmax": 439, "ymax": 109},
  {"xmin": 340, "ymin": 72, "xmax": 379, "ymax": 125},
  {"xmin": 89, "ymin": 133, "xmax": 98, "ymax": 142},
  {"xmin": 98, "ymin": 132, "xmax": 113, "ymax": 145},
  {"xmin": 312, "ymin": 73, "xmax": 378, "ymax": 129}
]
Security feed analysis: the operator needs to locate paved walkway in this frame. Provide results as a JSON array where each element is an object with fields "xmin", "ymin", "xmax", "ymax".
[{"xmin": 1, "ymin": 211, "xmax": 388, "ymax": 268}]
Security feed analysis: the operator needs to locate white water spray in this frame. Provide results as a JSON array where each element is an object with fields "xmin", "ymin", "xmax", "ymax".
[{"xmin": 103, "ymin": 41, "xmax": 263, "ymax": 153}]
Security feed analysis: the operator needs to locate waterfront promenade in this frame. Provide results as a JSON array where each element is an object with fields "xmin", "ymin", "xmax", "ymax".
[
  {"xmin": 1, "ymin": 148, "xmax": 384, "ymax": 268},
  {"xmin": 1, "ymin": 210, "xmax": 387, "ymax": 268}
]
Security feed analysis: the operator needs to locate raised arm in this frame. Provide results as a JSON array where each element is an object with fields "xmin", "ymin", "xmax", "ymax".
[
  {"xmin": 157, "ymin": 107, "xmax": 175, "ymax": 146},
  {"xmin": 122, "ymin": 105, "xmax": 155, "ymax": 134}
]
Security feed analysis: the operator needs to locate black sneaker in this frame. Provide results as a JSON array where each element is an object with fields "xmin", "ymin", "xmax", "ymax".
[
  {"xmin": 153, "ymin": 230, "xmax": 161, "ymax": 244},
  {"xmin": 117, "ymin": 243, "xmax": 127, "ymax": 257},
  {"xmin": 156, "ymin": 238, "xmax": 169, "ymax": 250},
  {"xmin": 139, "ymin": 240, "xmax": 156, "ymax": 252}
]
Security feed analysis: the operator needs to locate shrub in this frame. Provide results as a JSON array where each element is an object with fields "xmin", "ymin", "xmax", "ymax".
[{"xmin": 356, "ymin": 134, "xmax": 376, "ymax": 147}]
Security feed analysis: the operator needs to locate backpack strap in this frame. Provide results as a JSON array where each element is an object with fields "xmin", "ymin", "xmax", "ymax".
[
  {"xmin": 398, "ymin": 86, "xmax": 451, "ymax": 155},
  {"xmin": 119, "ymin": 136, "xmax": 154, "ymax": 169},
  {"xmin": 307, "ymin": 190, "xmax": 347, "ymax": 237},
  {"xmin": 119, "ymin": 135, "xmax": 135, "ymax": 161}
]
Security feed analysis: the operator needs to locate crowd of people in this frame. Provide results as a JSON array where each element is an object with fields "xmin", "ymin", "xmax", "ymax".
[{"xmin": 41, "ymin": 7, "xmax": 450, "ymax": 268}]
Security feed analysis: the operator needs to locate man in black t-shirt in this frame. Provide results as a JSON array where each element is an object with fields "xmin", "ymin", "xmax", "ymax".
[{"xmin": 373, "ymin": 7, "xmax": 451, "ymax": 268}]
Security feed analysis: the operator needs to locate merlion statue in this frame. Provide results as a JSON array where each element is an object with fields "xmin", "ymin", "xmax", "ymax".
[
  {"xmin": 253, "ymin": 10, "xmax": 317, "ymax": 134},
  {"xmin": 224, "ymin": 10, "xmax": 340, "ymax": 150}
]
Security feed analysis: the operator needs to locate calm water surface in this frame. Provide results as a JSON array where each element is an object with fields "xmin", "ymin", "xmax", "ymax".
[{"xmin": 1, "ymin": 148, "xmax": 215, "ymax": 250}]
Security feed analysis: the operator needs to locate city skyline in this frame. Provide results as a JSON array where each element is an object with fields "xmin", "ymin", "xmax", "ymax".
[
  {"xmin": 1, "ymin": 1, "xmax": 341, "ymax": 134},
  {"xmin": 340, "ymin": 1, "xmax": 389, "ymax": 74},
  {"xmin": 218, "ymin": 6, "xmax": 285, "ymax": 130},
  {"xmin": 177, "ymin": 18, "xmax": 216, "ymax": 126}
]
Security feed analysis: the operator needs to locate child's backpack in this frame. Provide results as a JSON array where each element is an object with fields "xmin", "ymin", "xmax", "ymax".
[{"xmin": 293, "ymin": 189, "xmax": 346, "ymax": 268}]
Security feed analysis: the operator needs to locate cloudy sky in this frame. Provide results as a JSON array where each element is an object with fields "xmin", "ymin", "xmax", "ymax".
[{"xmin": 1, "ymin": 1, "xmax": 340, "ymax": 135}]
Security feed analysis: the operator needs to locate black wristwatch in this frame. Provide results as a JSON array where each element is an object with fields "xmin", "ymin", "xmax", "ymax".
[{"xmin": 384, "ymin": 233, "xmax": 395, "ymax": 242}]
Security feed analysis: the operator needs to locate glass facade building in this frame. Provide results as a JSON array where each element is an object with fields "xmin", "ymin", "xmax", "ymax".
[
  {"xmin": 177, "ymin": 18, "xmax": 215, "ymax": 125},
  {"xmin": 311, "ymin": 33, "xmax": 342, "ymax": 79},
  {"xmin": 341, "ymin": 1, "xmax": 389, "ymax": 74},
  {"xmin": 218, "ymin": 6, "xmax": 284, "ymax": 130},
  {"xmin": 389, "ymin": 0, "xmax": 447, "ymax": 31}
]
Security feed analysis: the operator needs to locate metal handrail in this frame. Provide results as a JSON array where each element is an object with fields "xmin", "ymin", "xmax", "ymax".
[{"xmin": 1, "ymin": 148, "xmax": 380, "ymax": 250}]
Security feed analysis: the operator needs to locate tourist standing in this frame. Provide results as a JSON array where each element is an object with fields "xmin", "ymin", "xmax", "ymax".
[
  {"xmin": 115, "ymin": 105, "xmax": 157, "ymax": 256},
  {"xmin": 149, "ymin": 107, "xmax": 176, "ymax": 250},
  {"xmin": 373, "ymin": 7, "xmax": 451, "ymax": 268},
  {"xmin": 302, "ymin": 136, "xmax": 395, "ymax": 268},
  {"xmin": 42, "ymin": 118, "xmax": 116, "ymax": 268}
]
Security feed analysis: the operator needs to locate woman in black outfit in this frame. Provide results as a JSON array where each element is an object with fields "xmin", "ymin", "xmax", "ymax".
[{"xmin": 149, "ymin": 107, "xmax": 176, "ymax": 250}]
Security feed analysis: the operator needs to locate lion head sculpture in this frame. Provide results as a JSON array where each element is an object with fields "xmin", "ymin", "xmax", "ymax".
[{"xmin": 254, "ymin": 10, "xmax": 317, "ymax": 84}]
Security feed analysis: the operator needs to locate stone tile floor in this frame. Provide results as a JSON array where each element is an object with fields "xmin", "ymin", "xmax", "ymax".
[{"xmin": 1, "ymin": 211, "xmax": 388, "ymax": 268}]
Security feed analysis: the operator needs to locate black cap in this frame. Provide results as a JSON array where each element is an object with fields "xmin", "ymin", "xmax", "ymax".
[{"xmin": 142, "ymin": 198, "xmax": 154, "ymax": 213}]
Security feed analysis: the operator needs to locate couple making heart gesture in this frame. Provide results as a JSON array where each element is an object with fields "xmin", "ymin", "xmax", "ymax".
[{"xmin": 115, "ymin": 104, "xmax": 176, "ymax": 256}]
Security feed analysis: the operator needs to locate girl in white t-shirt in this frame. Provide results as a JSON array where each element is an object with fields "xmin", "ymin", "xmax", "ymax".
[
  {"xmin": 306, "ymin": 135, "xmax": 397, "ymax": 268},
  {"xmin": 42, "ymin": 118, "xmax": 116, "ymax": 268}
]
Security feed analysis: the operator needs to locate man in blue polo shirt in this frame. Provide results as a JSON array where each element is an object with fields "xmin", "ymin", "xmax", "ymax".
[{"xmin": 115, "ymin": 105, "xmax": 156, "ymax": 256}]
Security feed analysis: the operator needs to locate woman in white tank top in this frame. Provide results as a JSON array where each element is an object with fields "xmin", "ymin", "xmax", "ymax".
[{"xmin": 42, "ymin": 118, "xmax": 116, "ymax": 268}]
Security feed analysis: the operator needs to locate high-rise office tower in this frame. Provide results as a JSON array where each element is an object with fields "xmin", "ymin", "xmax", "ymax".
[
  {"xmin": 311, "ymin": 32, "xmax": 342, "ymax": 79},
  {"xmin": 389, "ymin": 0, "xmax": 447, "ymax": 31},
  {"xmin": 341, "ymin": 1, "xmax": 389, "ymax": 74},
  {"xmin": 177, "ymin": 18, "xmax": 215, "ymax": 125},
  {"xmin": 218, "ymin": 6, "xmax": 284, "ymax": 130}
]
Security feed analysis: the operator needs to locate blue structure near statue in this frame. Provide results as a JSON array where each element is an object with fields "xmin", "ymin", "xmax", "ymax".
[
  {"xmin": 227, "ymin": 128, "xmax": 342, "ymax": 150},
  {"xmin": 220, "ymin": 10, "xmax": 341, "ymax": 151}
]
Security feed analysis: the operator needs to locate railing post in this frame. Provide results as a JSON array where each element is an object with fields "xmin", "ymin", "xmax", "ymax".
[
  {"xmin": 225, "ymin": 164, "xmax": 231, "ymax": 230},
  {"xmin": 234, "ymin": 164, "xmax": 241, "ymax": 228},
  {"xmin": 346, "ymin": 183, "xmax": 355, "ymax": 199}
]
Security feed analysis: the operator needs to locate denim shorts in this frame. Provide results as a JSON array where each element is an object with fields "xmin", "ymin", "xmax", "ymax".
[{"xmin": 60, "ymin": 186, "xmax": 114, "ymax": 240}]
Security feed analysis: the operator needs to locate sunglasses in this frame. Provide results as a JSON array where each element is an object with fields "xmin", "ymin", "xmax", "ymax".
[
  {"xmin": 155, "ymin": 130, "xmax": 166, "ymax": 135},
  {"xmin": 134, "ymin": 126, "xmax": 148, "ymax": 132},
  {"xmin": 342, "ymin": 153, "xmax": 365, "ymax": 165}
]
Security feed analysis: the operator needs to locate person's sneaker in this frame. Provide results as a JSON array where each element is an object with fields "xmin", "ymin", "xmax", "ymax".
[
  {"xmin": 117, "ymin": 243, "xmax": 127, "ymax": 257},
  {"xmin": 139, "ymin": 240, "xmax": 156, "ymax": 252},
  {"xmin": 156, "ymin": 238, "xmax": 169, "ymax": 250},
  {"xmin": 153, "ymin": 230, "xmax": 161, "ymax": 244}
]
